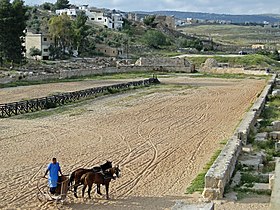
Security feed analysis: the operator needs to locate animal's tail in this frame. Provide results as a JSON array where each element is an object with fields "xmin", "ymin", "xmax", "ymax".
[{"xmin": 69, "ymin": 172, "xmax": 75, "ymax": 186}]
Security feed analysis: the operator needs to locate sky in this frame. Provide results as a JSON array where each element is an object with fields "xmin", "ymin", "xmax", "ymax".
[{"xmin": 24, "ymin": 0, "xmax": 280, "ymax": 15}]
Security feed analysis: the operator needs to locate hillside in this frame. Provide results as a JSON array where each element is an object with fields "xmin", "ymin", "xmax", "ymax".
[
  {"xmin": 136, "ymin": 11, "xmax": 280, "ymax": 23},
  {"xmin": 181, "ymin": 24, "xmax": 280, "ymax": 49}
]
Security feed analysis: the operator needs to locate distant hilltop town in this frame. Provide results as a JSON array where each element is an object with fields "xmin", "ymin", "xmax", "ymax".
[{"xmin": 137, "ymin": 11, "xmax": 280, "ymax": 26}]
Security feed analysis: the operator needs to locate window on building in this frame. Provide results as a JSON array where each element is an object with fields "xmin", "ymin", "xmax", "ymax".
[
  {"xmin": 43, "ymin": 38, "xmax": 47, "ymax": 41},
  {"xmin": 98, "ymin": 18, "xmax": 102, "ymax": 20},
  {"xmin": 91, "ymin": 18, "xmax": 95, "ymax": 20},
  {"xmin": 43, "ymin": 49, "xmax": 48, "ymax": 52},
  {"xmin": 105, "ymin": 50, "xmax": 106, "ymax": 52}
]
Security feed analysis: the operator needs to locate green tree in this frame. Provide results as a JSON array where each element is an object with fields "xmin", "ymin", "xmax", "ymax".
[
  {"xmin": 55, "ymin": 0, "xmax": 70, "ymax": 10},
  {"xmin": 40, "ymin": 2, "xmax": 55, "ymax": 11},
  {"xmin": 48, "ymin": 44, "xmax": 61, "ymax": 60},
  {"xmin": 271, "ymin": 49, "xmax": 280, "ymax": 61},
  {"xmin": 0, "ymin": 0, "xmax": 28, "ymax": 63},
  {"xmin": 185, "ymin": 39, "xmax": 203, "ymax": 51},
  {"xmin": 72, "ymin": 11, "xmax": 90, "ymax": 54},
  {"xmin": 143, "ymin": 15, "xmax": 156, "ymax": 26},
  {"xmin": 48, "ymin": 14, "xmax": 74, "ymax": 57},
  {"xmin": 256, "ymin": 49, "xmax": 270, "ymax": 56},
  {"xmin": 29, "ymin": 47, "xmax": 41, "ymax": 60},
  {"xmin": 143, "ymin": 29, "xmax": 169, "ymax": 48},
  {"xmin": 256, "ymin": 49, "xmax": 280, "ymax": 61}
]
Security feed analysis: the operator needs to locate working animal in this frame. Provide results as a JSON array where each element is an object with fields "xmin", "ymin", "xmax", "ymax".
[
  {"xmin": 80, "ymin": 165, "xmax": 121, "ymax": 199},
  {"xmin": 69, "ymin": 160, "xmax": 112, "ymax": 198}
]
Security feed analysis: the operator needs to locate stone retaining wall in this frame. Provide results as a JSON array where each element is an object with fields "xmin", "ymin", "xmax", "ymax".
[
  {"xmin": 200, "ymin": 67, "xmax": 269, "ymax": 76},
  {"xmin": 236, "ymin": 75, "xmax": 276, "ymax": 144},
  {"xmin": 0, "ymin": 77, "xmax": 16, "ymax": 84},
  {"xmin": 270, "ymin": 158, "xmax": 280, "ymax": 210},
  {"xmin": 203, "ymin": 74, "xmax": 277, "ymax": 200},
  {"xmin": 135, "ymin": 57, "xmax": 190, "ymax": 67},
  {"xmin": 203, "ymin": 136, "xmax": 242, "ymax": 200},
  {"xmin": 0, "ymin": 66, "xmax": 194, "ymax": 85}
]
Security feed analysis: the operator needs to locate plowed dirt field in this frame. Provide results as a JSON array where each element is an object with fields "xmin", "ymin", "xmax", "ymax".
[{"xmin": 0, "ymin": 76, "xmax": 268, "ymax": 209}]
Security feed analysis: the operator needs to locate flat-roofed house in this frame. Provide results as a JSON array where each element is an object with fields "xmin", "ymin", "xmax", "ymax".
[{"xmin": 24, "ymin": 30, "xmax": 54, "ymax": 60}]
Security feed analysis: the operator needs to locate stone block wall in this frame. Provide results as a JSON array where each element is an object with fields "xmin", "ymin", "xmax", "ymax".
[
  {"xmin": 203, "ymin": 74, "xmax": 277, "ymax": 200},
  {"xmin": 0, "ymin": 77, "xmax": 16, "ymax": 84},
  {"xmin": 203, "ymin": 136, "xmax": 242, "ymax": 199},
  {"xmin": 236, "ymin": 75, "xmax": 276, "ymax": 145},
  {"xmin": 200, "ymin": 67, "xmax": 269, "ymax": 76},
  {"xmin": 270, "ymin": 158, "xmax": 280, "ymax": 209},
  {"xmin": 135, "ymin": 57, "xmax": 191, "ymax": 67}
]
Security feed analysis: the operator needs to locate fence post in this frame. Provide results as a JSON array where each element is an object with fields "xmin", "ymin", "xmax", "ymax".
[
  {"xmin": 26, "ymin": 101, "xmax": 29, "ymax": 113},
  {"xmin": 0, "ymin": 106, "xmax": 3, "ymax": 118},
  {"xmin": 15, "ymin": 102, "xmax": 18, "ymax": 115},
  {"xmin": 36, "ymin": 99, "xmax": 39, "ymax": 110},
  {"xmin": 45, "ymin": 97, "xmax": 48, "ymax": 109}
]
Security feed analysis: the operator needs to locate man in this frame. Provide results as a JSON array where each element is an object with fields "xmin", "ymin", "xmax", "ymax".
[{"xmin": 44, "ymin": 157, "xmax": 63, "ymax": 194}]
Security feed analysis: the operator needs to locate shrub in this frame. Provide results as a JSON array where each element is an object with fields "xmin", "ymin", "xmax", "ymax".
[
  {"xmin": 143, "ymin": 30, "xmax": 170, "ymax": 48},
  {"xmin": 143, "ymin": 15, "xmax": 156, "ymax": 26}
]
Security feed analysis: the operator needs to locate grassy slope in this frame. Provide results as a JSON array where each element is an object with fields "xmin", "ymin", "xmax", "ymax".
[
  {"xmin": 187, "ymin": 54, "xmax": 280, "ymax": 71},
  {"xmin": 181, "ymin": 24, "xmax": 280, "ymax": 47}
]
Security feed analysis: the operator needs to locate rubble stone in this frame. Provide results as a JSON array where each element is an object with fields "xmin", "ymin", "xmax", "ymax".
[
  {"xmin": 171, "ymin": 201, "xmax": 214, "ymax": 210},
  {"xmin": 270, "ymin": 131, "xmax": 280, "ymax": 140},
  {"xmin": 255, "ymin": 132, "xmax": 268, "ymax": 142},
  {"xmin": 272, "ymin": 121, "xmax": 280, "ymax": 131}
]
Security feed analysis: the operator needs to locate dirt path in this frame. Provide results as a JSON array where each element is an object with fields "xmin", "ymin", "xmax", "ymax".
[
  {"xmin": 0, "ymin": 79, "xmax": 142, "ymax": 104},
  {"xmin": 0, "ymin": 76, "xmax": 267, "ymax": 209}
]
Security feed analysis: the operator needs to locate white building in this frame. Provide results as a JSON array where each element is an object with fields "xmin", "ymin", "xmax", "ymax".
[
  {"xmin": 78, "ymin": 5, "xmax": 89, "ymax": 10},
  {"xmin": 175, "ymin": 19, "xmax": 186, "ymax": 27},
  {"xmin": 84, "ymin": 8, "xmax": 123, "ymax": 30},
  {"xmin": 55, "ymin": 8, "xmax": 78, "ymax": 18},
  {"xmin": 110, "ymin": 13, "xmax": 123, "ymax": 29},
  {"xmin": 56, "ymin": 6, "xmax": 124, "ymax": 30}
]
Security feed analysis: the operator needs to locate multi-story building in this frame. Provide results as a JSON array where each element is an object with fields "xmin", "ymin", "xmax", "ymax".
[
  {"xmin": 24, "ymin": 30, "xmax": 54, "ymax": 60},
  {"xmin": 84, "ymin": 7, "xmax": 123, "ymax": 30},
  {"xmin": 55, "ymin": 8, "xmax": 78, "ymax": 18},
  {"xmin": 55, "ymin": 5, "xmax": 124, "ymax": 30}
]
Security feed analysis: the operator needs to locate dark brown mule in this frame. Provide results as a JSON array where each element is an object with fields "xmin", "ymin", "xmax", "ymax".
[
  {"xmin": 69, "ymin": 161, "xmax": 112, "ymax": 198},
  {"xmin": 80, "ymin": 166, "xmax": 121, "ymax": 199}
]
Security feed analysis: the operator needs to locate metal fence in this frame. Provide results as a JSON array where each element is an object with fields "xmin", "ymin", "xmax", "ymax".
[{"xmin": 0, "ymin": 78, "xmax": 160, "ymax": 118}]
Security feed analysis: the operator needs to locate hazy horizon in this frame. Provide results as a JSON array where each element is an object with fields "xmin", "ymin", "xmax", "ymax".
[{"xmin": 24, "ymin": 0, "xmax": 280, "ymax": 15}]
